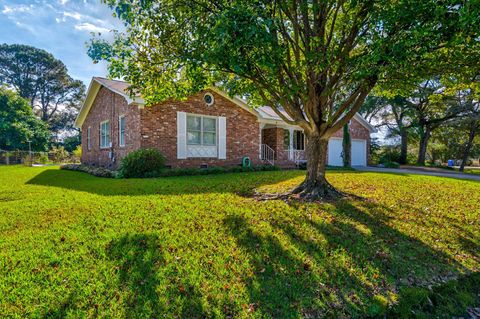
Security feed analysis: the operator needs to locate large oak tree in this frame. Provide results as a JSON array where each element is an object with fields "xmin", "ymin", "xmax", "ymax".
[
  {"xmin": 90, "ymin": 0, "xmax": 479, "ymax": 199},
  {"xmin": 0, "ymin": 44, "xmax": 85, "ymax": 136}
]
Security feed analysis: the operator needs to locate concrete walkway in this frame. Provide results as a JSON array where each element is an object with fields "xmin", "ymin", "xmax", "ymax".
[{"xmin": 356, "ymin": 166, "xmax": 480, "ymax": 182}]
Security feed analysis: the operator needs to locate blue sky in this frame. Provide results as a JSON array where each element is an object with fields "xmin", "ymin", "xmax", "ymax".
[{"xmin": 0, "ymin": 0, "xmax": 124, "ymax": 86}]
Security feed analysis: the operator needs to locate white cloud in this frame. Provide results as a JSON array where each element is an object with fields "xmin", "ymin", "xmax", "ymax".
[
  {"xmin": 59, "ymin": 0, "xmax": 69, "ymax": 5},
  {"xmin": 2, "ymin": 4, "xmax": 34, "ymax": 15},
  {"xmin": 14, "ymin": 21, "xmax": 37, "ymax": 34},
  {"xmin": 63, "ymin": 11, "xmax": 82, "ymax": 21},
  {"xmin": 74, "ymin": 22, "xmax": 109, "ymax": 33}
]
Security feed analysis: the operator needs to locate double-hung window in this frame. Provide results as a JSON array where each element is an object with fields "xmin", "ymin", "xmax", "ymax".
[
  {"xmin": 100, "ymin": 120, "xmax": 111, "ymax": 149},
  {"xmin": 186, "ymin": 115, "xmax": 217, "ymax": 157},
  {"xmin": 187, "ymin": 115, "xmax": 217, "ymax": 146},
  {"xmin": 119, "ymin": 115, "xmax": 126, "ymax": 147}
]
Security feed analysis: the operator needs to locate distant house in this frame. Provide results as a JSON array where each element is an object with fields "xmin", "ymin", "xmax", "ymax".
[{"xmin": 75, "ymin": 77, "xmax": 375, "ymax": 169}]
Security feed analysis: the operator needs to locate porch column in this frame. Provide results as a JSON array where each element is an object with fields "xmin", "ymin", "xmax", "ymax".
[{"xmin": 289, "ymin": 128, "xmax": 294, "ymax": 161}]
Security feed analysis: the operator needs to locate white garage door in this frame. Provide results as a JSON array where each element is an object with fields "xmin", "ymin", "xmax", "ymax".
[
  {"xmin": 328, "ymin": 138, "xmax": 367, "ymax": 167},
  {"xmin": 327, "ymin": 138, "xmax": 343, "ymax": 166},
  {"xmin": 351, "ymin": 139, "xmax": 367, "ymax": 166}
]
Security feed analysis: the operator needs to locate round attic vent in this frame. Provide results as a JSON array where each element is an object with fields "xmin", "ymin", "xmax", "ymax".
[{"xmin": 204, "ymin": 93, "xmax": 214, "ymax": 106}]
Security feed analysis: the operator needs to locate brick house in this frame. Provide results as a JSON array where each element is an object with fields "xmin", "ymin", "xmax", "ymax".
[{"xmin": 75, "ymin": 77, "xmax": 375, "ymax": 169}]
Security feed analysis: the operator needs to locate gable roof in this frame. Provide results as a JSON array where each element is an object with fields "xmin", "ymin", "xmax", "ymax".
[
  {"xmin": 74, "ymin": 77, "xmax": 144, "ymax": 128},
  {"xmin": 75, "ymin": 77, "xmax": 376, "ymax": 133}
]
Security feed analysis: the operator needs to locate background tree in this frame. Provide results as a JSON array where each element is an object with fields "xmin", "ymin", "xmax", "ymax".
[
  {"xmin": 0, "ymin": 87, "xmax": 50, "ymax": 151},
  {"xmin": 361, "ymin": 95, "xmax": 414, "ymax": 164},
  {"xmin": 442, "ymin": 78, "xmax": 480, "ymax": 171},
  {"xmin": 459, "ymin": 110, "xmax": 480, "ymax": 171},
  {"xmin": 61, "ymin": 135, "xmax": 82, "ymax": 153},
  {"xmin": 89, "ymin": 0, "xmax": 478, "ymax": 199},
  {"xmin": 0, "ymin": 44, "xmax": 85, "ymax": 137},
  {"xmin": 388, "ymin": 98, "xmax": 414, "ymax": 165},
  {"xmin": 406, "ymin": 79, "xmax": 468, "ymax": 166},
  {"xmin": 359, "ymin": 95, "xmax": 387, "ymax": 125}
]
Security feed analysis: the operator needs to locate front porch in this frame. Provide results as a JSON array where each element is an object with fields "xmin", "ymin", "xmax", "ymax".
[{"xmin": 260, "ymin": 125, "xmax": 306, "ymax": 167}]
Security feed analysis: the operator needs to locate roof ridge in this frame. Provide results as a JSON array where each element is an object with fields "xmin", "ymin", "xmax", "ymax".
[{"xmin": 93, "ymin": 76, "xmax": 129, "ymax": 84}]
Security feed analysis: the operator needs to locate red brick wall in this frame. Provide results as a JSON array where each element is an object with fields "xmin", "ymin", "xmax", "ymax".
[
  {"xmin": 81, "ymin": 87, "xmax": 141, "ymax": 169},
  {"xmin": 80, "ymin": 86, "xmax": 371, "ymax": 169},
  {"xmin": 139, "ymin": 90, "xmax": 262, "ymax": 168},
  {"xmin": 331, "ymin": 118, "xmax": 371, "ymax": 140},
  {"xmin": 261, "ymin": 127, "xmax": 294, "ymax": 167},
  {"xmin": 261, "ymin": 127, "xmax": 281, "ymax": 153}
]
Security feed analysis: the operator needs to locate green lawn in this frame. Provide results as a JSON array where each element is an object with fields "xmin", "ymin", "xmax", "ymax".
[
  {"xmin": 459, "ymin": 168, "xmax": 480, "ymax": 176},
  {"xmin": 0, "ymin": 166, "xmax": 479, "ymax": 318}
]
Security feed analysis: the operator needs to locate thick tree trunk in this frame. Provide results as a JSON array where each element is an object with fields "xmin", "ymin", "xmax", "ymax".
[
  {"xmin": 292, "ymin": 133, "xmax": 342, "ymax": 200},
  {"xmin": 459, "ymin": 123, "xmax": 478, "ymax": 172},
  {"xmin": 417, "ymin": 126, "xmax": 431, "ymax": 166},
  {"xmin": 399, "ymin": 127, "xmax": 408, "ymax": 165}
]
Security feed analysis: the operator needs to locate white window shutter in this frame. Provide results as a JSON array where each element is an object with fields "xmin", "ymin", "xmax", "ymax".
[
  {"xmin": 177, "ymin": 112, "xmax": 187, "ymax": 159},
  {"xmin": 218, "ymin": 116, "xmax": 227, "ymax": 159}
]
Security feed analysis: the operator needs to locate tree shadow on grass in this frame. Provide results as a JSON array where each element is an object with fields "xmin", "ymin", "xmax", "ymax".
[
  {"xmin": 26, "ymin": 168, "xmax": 301, "ymax": 197},
  {"xmin": 106, "ymin": 234, "xmax": 164, "ymax": 318},
  {"xmin": 223, "ymin": 197, "xmax": 474, "ymax": 317},
  {"xmin": 388, "ymin": 272, "xmax": 480, "ymax": 318},
  {"xmin": 106, "ymin": 233, "xmax": 206, "ymax": 318},
  {"xmin": 42, "ymin": 293, "xmax": 80, "ymax": 319}
]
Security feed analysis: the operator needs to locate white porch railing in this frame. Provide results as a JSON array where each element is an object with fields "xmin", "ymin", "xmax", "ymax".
[
  {"xmin": 288, "ymin": 150, "xmax": 306, "ymax": 164},
  {"xmin": 260, "ymin": 144, "xmax": 275, "ymax": 166}
]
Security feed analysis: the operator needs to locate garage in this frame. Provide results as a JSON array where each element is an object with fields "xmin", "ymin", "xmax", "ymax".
[
  {"xmin": 327, "ymin": 138, "xmax": 367, "ymax": 167},
  {"xmin": 351, "ymin": 139, "xmax": 367, "ymax": 166},
  {"xmin": 327, "ymin": 138, "xmax": 343, "ymax": 166}
]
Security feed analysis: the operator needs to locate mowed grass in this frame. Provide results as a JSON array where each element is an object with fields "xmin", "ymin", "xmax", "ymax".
[
  {"xmin": 461, "ymin": 168, "xmax": 480, "ymax": 176},
  {"xmin": 0, "ymin": 166, "xmax": 479, "ymax": 318}
]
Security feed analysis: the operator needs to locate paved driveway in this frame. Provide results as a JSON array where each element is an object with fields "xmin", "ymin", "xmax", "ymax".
[{"xmin": 356, "ymin": 166, "xmax": 480, "ymax": 182}]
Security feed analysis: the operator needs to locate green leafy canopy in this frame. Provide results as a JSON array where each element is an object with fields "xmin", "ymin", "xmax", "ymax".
[
  {"xmin": 89, "ymin": 0, "xmax": 478, "ymax": 137},
  {"xmin": 0, "ymin": 87, "xmax": 50, "ymax": 151}
]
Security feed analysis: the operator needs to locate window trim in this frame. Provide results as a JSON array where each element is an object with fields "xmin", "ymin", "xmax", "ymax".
[
  {"xmin": 118, "ymin": 115, "xmax": 126, "ymax": 147},
  {"xmin": 87, "ymin": 126, "xmax": 91, "ymax": 151},
  {"xmin": 100, "ymin": 120, "xmax": 111, "ymax": 149},
  {"xmin": 186, "ymin": 114, "xmax": 218, "ymax": 147},
  {"xmin": 293, "ymin": 130, "xmax": 305, "ymax": 151},
  {"xmin": 283, "ymin": 129, "xmax": 305, "ymax": 151}
]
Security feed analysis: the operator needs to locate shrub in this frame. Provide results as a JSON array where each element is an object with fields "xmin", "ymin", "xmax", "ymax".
[
  {"xmin": 60, "ymin": 164, "xmax": 116, "ymax": 178},
  {"xmin": 253, "ymin": 165, "xmax": 281, "ymax": 172},
  {"xmin": 37, "ymin": 153, "xmax": 49, "ymax": 164},
  {"xmin": 118, "ymin": 148, "xmax": 165, "ymax": 178},
  {"xmin": 378, "ymin": 147, "xmax": 402, "ymax": 165},
  {"xmin": 383, "ymin": 161, "xmax": 400, "ymax": 169},
  {"xmin": 22, "ymin": 152, "xmax": 49, "ymax": 165},
  {"xmin": 139, "ymin": 165, "xmax": 279, "ymax": 178},
  {"xmin": 50, "ymin": 146, "xmax": 69, "ymax": 163},
  {"xmin": 62, "ymin": 162, "xmax": 279, "ymax": 179},
  {"xmin": 72, "ymin": 146, "xmax": 82, "ymax": 163}
]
